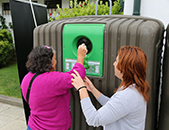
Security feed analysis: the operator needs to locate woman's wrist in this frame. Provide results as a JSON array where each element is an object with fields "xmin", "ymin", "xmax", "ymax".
[
  {"xmin": 77, "ymin": 57, "xmax": 84, "ymax": 65},
  {"xmin": 78, "ymin": 86, "xmax": 87, "ymax": 91},
  {"xmin": 90, "ymin": 86, "xmax": 96, "ymax": 93},
  {"xmin": 91, "ymin": 86, "xmax": 101, "ymax": 99},
  {"xmin": 79, "ymin": 86, "xmax": 89, "ymax": 100}
]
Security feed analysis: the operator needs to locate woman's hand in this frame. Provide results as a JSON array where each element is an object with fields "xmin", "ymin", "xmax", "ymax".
[
  {"xmin": 71, "ymin": 69, "xmax": 85, "ymax": 90},
  {"xmin": 71, "ymin": 70, "xmax": 101, "ymax": 99},
  {"xmin": 77, "ymin": 44, "xmax": 88, "ymax": 65},
  {"xmin": 84, "ymin": 77, "xmax": 101, "ymax": 99},
  {"xmin": 84, "ymin": 77, "xmax": 95, "ymax": 92},
  {"xmin": 78, "ymin": 43, "xmax": 88, "ymax": 58},
  {"xmin": 71, "ymin": 70, "xmax": 89, "ymax": 100}
]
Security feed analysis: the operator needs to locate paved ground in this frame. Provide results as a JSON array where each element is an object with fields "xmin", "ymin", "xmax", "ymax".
[{"xmin": 0, "ymin": 95, "xmax": 27, "ymax": 130}]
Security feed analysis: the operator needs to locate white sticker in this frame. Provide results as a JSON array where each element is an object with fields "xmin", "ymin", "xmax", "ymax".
[
  {"xmin": 66, "ymin": 63, "xmax": 69, "ymax": 70},
  {"xmin": 95, "ymin": 66, "xmax": 100, "ymax": 73}
]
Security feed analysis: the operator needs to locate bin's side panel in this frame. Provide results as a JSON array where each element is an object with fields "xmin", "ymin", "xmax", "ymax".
[
  {"xmin": 137, "ymin": 21, "xmax": 163, "ymax": 130},
  {"xmin": 157, "ymin": 25, "xmax": 169, "ymax": 130},
  {"xmin": 107, "ymin": 17, "xmax": 164, "ymax": 130}
]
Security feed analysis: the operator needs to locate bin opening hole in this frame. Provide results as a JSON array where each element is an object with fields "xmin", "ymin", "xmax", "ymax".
[{"xmin": 77, "ymin": 38, "xmax": 92, "ymax": 54}]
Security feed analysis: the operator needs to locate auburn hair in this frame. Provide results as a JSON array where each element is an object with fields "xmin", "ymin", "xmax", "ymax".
[{"xmin": 116, "ymin": 46, "xmax": 150, "ymax": 103}]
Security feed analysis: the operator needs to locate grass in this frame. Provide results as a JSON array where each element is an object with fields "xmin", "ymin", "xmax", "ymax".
[{"xmin": 0, "ymin": 60, "xmax": 22, "ymax": 99}]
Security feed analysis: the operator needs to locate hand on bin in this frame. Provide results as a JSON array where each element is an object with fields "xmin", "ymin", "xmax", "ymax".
[
  {"xmin": 84, "ymin": 77, "xmax": 95, "ymax": 92},
  {"xmin": 78, "ymin": 43, "xmax": 88, "ymax": 57},
  {"xmin": 77, "ymin": 43, "xmax": 88, "ymax": 65}
]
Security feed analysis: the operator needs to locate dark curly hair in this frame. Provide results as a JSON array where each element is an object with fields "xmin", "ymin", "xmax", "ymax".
[{"xmin": 26, "ymin": 45, "xmax": 55, "ymax": 73}]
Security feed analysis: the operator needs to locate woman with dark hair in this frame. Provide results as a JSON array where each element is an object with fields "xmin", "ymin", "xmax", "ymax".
[
  {"xmin": 71, "ymin": 46, "xmax": 150, "ymax": 130},
  {"xmin": 21, "ymin": 44, "xmax": 87, "ymax": 130}
]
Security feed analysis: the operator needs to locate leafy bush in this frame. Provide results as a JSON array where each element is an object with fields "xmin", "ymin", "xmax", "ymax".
[
  {"xmin": 49, "ymin": 0, "xmax": 122, "ymax": 21},
  {"xmin": 0, "ymin": 14, "xmax": 8, "ymax": 29},
  {"xmin": 0, "ymin": 29, "xmax": 15, "ymax": 68},
  {"xmin": 0, "ymin": 13, "xmax": 13, "ymax": 30}
]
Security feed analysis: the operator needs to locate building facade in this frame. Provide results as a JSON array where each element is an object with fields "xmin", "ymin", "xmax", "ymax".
[{"xmin": 124, "ymin": 0, "xmax": 169, "ymax": 28}]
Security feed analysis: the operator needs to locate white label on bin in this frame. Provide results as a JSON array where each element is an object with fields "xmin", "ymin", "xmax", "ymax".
[
  {"xmin": 95, "ymin": 66, "xmax": 100, "ymax": 73},
  {"xmin": 65, "ymin": 59, "xmax": 100, "ymax": 74},
  {"xmin": 65, "ymin": 59, "xmax": 77, "ymax": 70},
  {"xmin": 66, "ymin": 63, "xmax": 70, "ymax": 70}
]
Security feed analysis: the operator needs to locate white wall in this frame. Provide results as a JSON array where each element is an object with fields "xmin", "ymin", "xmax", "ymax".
[
  {"xmin": 124, "ymin": 0, "xmax": 169, "ymax": 28},
  {"xmin": 141, "ymin": 0, "xmax": 169, "ymax": 28},
  {"xmin": 62, "ymin": 0, "xmax": 69, "ymax": 8},
  {"xmin": 123, "ymin": 0, "xmax": 134, "ymax": 16}
]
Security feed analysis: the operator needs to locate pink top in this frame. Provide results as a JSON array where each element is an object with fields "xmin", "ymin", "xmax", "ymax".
[{"xmin": 21, "ymin": 63, "xmax": 86, "ymax": 130}]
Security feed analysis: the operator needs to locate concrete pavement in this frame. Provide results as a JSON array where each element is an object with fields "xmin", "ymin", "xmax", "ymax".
[{"xmin": 0, "ymin": 95, "xmax": 27, "ymax": 130}]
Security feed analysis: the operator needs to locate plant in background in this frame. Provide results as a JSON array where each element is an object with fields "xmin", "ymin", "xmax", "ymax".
[
  {"xmin": 8, "ymin": 22, "xmax": 13, "ymax": 29},
  {"xmin": 0, "ymin": 14, "xmax": 8, "ymax": 29},
  {"xmin": 49, "ymin": 13, "xmax": 56, "ymax": 22},
  {"xmin": 0, "ymin": 14, "xmax": 15, "ymax": 67},
  {"xmin": 0, "ymin": 29, "xmax": 15, "ymax": 68},
  {"xmin": 49, "ymin": 0, "xmax": 122, "ymax": 21},
  {"xmin": 0, "ymin": 14, "xmax": 13, "ymax": 30}
]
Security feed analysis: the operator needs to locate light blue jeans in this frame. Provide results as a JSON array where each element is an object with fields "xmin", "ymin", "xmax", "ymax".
[{"xmin": 27, "ymin": 125, "xmax": 31, "ymax": 130}]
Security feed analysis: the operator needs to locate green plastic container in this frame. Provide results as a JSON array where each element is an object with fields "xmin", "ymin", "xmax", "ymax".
[{"xmin": 62, "ymin": 24, "xmax": 105, "ymax": 77}]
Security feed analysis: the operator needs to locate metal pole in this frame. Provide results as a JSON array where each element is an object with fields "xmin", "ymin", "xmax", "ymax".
[{"xmin": 95, "ymin": 0, "xmax": 112, "ymax": 16}]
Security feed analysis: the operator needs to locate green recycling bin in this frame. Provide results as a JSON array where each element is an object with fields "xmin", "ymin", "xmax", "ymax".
[
  {"xmin": 33, "ymin": 15, "xmax": 164, "ymax": 130},
  {"xmin": 62, "ymin": 24, "xmax": 105, "ymax": 77}
]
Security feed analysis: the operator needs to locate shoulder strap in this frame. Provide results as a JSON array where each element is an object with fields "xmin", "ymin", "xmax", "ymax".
[{"xmin": 26, "ymin": 73, "xmax": 41, "ymax": 103}]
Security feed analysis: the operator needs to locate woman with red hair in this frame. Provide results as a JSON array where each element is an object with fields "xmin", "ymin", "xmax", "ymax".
[{"xmin": 71, "ymin": 46, "xmax": 150, "ymax": 130}]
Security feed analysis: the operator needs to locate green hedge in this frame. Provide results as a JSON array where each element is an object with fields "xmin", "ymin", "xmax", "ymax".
[
  {"xmin": 0, "ymin": 29, "xmax": 15, "ymax": 68},
  {"xmin": 49, "ymin": 0, "xmax": 123, "ymax": 21}
]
